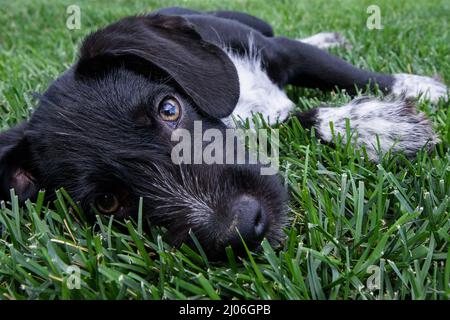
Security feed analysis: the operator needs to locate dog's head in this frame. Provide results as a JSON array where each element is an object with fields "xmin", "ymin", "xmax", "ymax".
[{"xmin": 0, "ymin": 14, "xmax": 287, "ymax": 258}]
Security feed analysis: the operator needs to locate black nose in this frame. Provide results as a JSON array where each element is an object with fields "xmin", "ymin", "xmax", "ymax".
[{"xmin": 227, "ymin": 195, "xmax": 268, "ymax": 249}]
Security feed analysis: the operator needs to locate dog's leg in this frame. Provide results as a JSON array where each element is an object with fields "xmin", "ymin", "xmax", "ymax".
[
  {"xmin": 291, "ymin": 96, "xmax": 439, "ymax": 161},
  {"xmin": 182, "ymin": 13, "xmax": 448, "ymax": 103},
  {"xmin": 268, "ymin": 37, "xmax": 448, "ymax": 103},
  {"xmin": 268, "ymin": 37, "xmax": 394, "ymax": 94},
  {"xmin": 389, "ymin": 74, "xmax": 448, "ymax": 104},
  {"xmin": 298, "ymin": 32, "xmax": 351, "ymax": 50}
]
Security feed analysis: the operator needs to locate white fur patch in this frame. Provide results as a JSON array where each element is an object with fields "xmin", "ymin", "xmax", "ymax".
[
  {"xmin": 392, "ymin": 73, "xmax": 448, "ymax": 103},
  {"xmin": 298, "ymin": 32, "xmax": 351, "ymax": 50},
  {"xmin": 315, "ymin": 97, "xmax": 439, "ymax": 161},
  {"xmin": 222, "ymin": 50, "xmax": 295, "ymax": 127}
]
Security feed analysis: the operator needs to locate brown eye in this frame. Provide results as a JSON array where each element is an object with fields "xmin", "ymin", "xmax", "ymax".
[
  {"xmin": 158, "ymin": 97, "xmax": 181, "ymax": 123},
  {"xmin": 95, "ymin": 193, "xmax": 119, "ymax": 214}
]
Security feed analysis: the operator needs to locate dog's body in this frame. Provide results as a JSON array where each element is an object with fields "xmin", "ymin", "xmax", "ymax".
[
  {"xmin": 0, "ymin": 7, "xmax": 447, "ymax": 258},
  {"xmin": 156, "ymin": 7, "xmax": 443, "ymax": 160}
]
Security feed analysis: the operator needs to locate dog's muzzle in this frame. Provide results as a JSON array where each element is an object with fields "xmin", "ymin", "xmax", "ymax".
[{"xmin": 225, "ymin": 195, "xmax": 268, "ymax": 249}]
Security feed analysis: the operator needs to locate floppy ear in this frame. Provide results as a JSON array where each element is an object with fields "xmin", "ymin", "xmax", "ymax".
[
  {"xmin": 0, "ymin": 123, "xmax": 38, "ymax": 202},
  {"xmin": 76, "ymin": 14, "xmax": 240, "ymax": 119}
]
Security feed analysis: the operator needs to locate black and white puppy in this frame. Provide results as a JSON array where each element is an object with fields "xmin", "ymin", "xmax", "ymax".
[{"xmin": 0, "ymin": 7, "xmax": 447, "ymax": 258}]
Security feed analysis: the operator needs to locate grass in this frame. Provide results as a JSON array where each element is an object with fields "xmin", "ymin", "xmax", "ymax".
[{"xmin": 0, "ymin": 0, "xmax": 449, "ymax": 300}]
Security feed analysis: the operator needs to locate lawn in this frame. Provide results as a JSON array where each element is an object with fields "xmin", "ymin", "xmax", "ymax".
[{"xmin": 0, "ymin": 0, "xmax": 449, "ymax": 300}]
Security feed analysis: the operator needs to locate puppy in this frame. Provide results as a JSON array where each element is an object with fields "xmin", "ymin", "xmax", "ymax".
[{"xmin": 0, "ymin": 7, "xmax": 447, "ymax": 258}]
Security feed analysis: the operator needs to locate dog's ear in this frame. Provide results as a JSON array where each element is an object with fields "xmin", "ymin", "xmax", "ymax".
[
  {"xmin": 0, "ymin": 123, "xmax": 38, "ymax": 202},
  {"xmin": 76, "ymin": 14, "xmax": 240, "ymax": 119}
]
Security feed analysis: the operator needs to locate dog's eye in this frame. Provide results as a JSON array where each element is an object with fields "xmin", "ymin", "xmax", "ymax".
[
  {"xmin": 158, "ymin": 97, "xmax": 181, "ymax": 123},
  {"xmin": 95, "ymin": 193, "xmax": 120, "ymax": 214}
]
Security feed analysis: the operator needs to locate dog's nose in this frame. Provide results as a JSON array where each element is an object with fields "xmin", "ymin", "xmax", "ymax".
[{"xmin": 227, "ymin": 195, "xmax": 268, "ymax": 249}]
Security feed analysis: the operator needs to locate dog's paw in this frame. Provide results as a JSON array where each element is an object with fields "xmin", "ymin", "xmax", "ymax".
[
  {"xmin": 316, "ymin": 96, "xmax": 439, "ymax": 161},
  {"xmin": 298, "ymin": 32, "xmax": 352, "ymax": 50},
  {"xmin": 391, "ymin": 73, "xmax": 448, "ymax": 103}
]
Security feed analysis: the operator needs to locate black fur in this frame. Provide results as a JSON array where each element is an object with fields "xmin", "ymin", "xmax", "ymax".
[
  {"xmin": 156, "ymin": 8, "xmax": 395, "ymax": 93},
  {"xmin": 293, "ymin": 109, "xmax": 320, "ymax": 135},
  {"xmin": 0, "ymin": 66, "xmax": 287, "ymax": 259},
  {"xmin": 77, "ymin": 14, "xmax": 240, "ymax": 119},
  {"xmin": 0, "ymin": 7, "xmax": 420, "ymax": 258}
]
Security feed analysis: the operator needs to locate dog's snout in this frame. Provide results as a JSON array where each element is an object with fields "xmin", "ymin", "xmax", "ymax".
[{"xmin": 227, "ymin": 195, "xmax": 268, "ymax": 249}]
